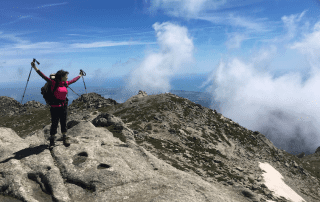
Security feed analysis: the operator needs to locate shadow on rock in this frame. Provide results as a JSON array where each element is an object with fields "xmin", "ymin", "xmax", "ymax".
[{"xmin": 0, "ymin": 144, "xmax": 48, "ymax": 164}]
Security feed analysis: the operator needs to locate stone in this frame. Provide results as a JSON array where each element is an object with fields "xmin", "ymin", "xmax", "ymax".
[
  {"xmin": 297, "ymin": 152, "xmax": 305, "ymax": 158},
  {"xmin": 125, "ymin": 90, "xmax": 148, "ymax": 104},
  {"xmin": 92, "ymin": 113, "xmax": 126, "ymax": 130},
  {"xmin": 0, "ymin": 90, "xmax": 320, "ymax": 201},
  {"xmin": 0, "ymin": 96, "xmax": 47, "ymax": 117},
  {"xmin": 0, "ymin": 92, "xmax": 119, "ymax": 118}
]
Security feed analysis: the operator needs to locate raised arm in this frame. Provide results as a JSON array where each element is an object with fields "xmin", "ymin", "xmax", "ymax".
[
  {"xmin": 31, "ymin": 62, "xmax": 51, "ymax": 83},
  {"xmin": 68, "ymin": 75, "xmax": 81, "ymax": 85}
]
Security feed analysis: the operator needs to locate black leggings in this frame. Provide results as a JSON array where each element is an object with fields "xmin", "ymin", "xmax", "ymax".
[{"xmin": 50, "ymin": 106, "xmax": 68, "ymax": 136}]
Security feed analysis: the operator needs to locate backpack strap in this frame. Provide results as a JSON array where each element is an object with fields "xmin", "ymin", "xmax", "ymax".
[
  {"xmin": 51, "ymin": 80, "xmax": 61, "ymax": 104},
  {"xmin": 64, "ymin": 82, "xmax": 69, "ymax": 104},
  {"xmin": 52, "ymin": 80, "xmax": 59, "ymax": 94},
  {"xmin": 64, "ymin": 82, "xmax": 68, "ymax": 98}
]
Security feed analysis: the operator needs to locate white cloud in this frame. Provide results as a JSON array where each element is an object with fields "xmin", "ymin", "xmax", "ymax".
[
  {"xmin": 9, "ymin": 40, "xmax": 155, "ymax": 50},
  {"xmin": 21, "ymin": 2, "xmax": 69, "ymax": 9},
  {"xmin": 148, "ymin": 0, "xmax": 270, "ymax": 33},
  {"xmin": 121, "ymin": 21, "xmax": 195, "ymax": 96},
  {"xmin": 281, "ymin": 10, "xmax": 308, "ymax": 40},
  {"xmin": 149, "ymin": 0, "xmax": 217, "ymax": 18},
  {"xmin": 225, "ymin": 33, "xmax": 248, "ymax": 49},
  {"xmin": 228, "ymin": 14, "xmax": 269, "ymax": 32},
  {"xmin": 250, "ymin": 45, "xmax": 278, "ymax": 70},
  {"xmin": 202, "ymin": 17, "xmax": 320, "ymax": 155},
  {"xmin": 0, "ymin": 29, "xmax": 158, "ymax": 85},
  {"xmin": 40, "ymin": 2, "xmax": 68, "ymax": 8},
  {"xmin": 196, "ymin": 14, "xmax": 271, "ymax": 33},
  {"xmin": 205, "ymin": 55, "xmax": 320, "ymax": 154},
  {"xmin": 148, "ymin": 0, "xmax": 267, "ymax": 18},
  {"xmin": 70, "ymin": 41, "xmax": 156, "ymax": 49},
  {"xmin": 14, "ymin": 42, "xmax": 62, "ymax": 49},
  {"xmin": 289, "ymin": 20, "xmax": 320, "ymax": 73},
  {"xmin": 0, "ymin": 32, "xmax": 30, "ymax": 44},
  {"xmin": 182, "ymin": 0, "xmax": 211, "ymax": 15},
  {"xmin": 0, "ymin": 35, "xmax": 156, "ymax": 57}
]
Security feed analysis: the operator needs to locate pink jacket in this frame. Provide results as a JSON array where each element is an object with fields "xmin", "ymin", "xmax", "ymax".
[{"xmin": 36, "ymin": 70, "xmax": 81, "ymax": 107}]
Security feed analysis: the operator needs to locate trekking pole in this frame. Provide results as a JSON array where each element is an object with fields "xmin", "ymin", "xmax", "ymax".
[
  {"xmin": 80, "ymin": 69, "xmax": 87, "ymax": 95},
  {"xmin": 80, "ymin": 69, "xmax": 88, "ymax": 110},
  {"xmin": 21, "ymin": 58, "xmax": 40, "ymax": 104}
]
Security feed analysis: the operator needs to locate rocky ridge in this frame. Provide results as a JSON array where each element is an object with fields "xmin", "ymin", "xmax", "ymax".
[
  {"xmin": 0, "ymin": 90, "xmax": 320, "ymax": 201},
  {"xmin": 0, "ymin": 92, "xmax": 118, "ymax": 118}
]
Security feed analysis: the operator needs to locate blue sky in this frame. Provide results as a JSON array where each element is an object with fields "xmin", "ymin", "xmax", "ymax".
[{"xmin": 2, "ymin": 0, "xmax": 320, "ymax": 154}]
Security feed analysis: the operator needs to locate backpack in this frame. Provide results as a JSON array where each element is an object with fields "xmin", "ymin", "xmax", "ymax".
[{"xmin": 41, "ymin": 73, "xmax": 68, "ymax": 106}]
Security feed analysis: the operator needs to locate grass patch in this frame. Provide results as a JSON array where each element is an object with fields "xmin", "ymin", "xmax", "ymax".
[
  {"xmin": 138, "ymin": 132, "xmax": 249, "ymax": 184},
  {"xmin": 181, "ymin": 128, "xmax": 191, "ymax": 135},
  {"xmin": 110, "ymin": 103, "xmax": 158, "ymax": 124},
  {"xmin": 0, "ymin": 108, "xmax": 52, "ymax": 138},
  {"xmin": 104, "ymin": 125, "xmax": 126, "ymax": 143},
  {"xmin": 145, "ymin": 123, "xmax": 152, "ymax": 130},
  {"xmin": 73, "ymin": 102, "xmax": 88, "ymax": 110},
  {"xmin": 136, "ymin": 136, "xmax": 188, "ymax": 171},
  {"xmin": 214, "ymin": 128, "xmax": 232, "ymax": 147},
  {"xmin": 170, "ymin": 123, "xmax": 181, "ymax": 131},
  {"xmin": 129, "ymin": 121, "xmax": 144, "ymax": 132},
  {"xmin": 169, "ymin": 96, "xmax": 186, "ymax": 105}
]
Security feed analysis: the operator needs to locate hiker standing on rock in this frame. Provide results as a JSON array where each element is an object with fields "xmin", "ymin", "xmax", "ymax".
[{"xmin": 31, "ymin": 61, "xmax": 84, "ymax": 150}]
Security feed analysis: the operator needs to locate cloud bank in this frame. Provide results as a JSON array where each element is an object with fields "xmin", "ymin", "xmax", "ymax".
[{"xmin": 201, "ymin": 12, "xmax": 320, "ymax": 155}]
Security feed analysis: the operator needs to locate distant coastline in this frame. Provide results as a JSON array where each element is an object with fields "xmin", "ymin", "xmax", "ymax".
[{"xmin": 0, "ymin": 73, "xmax": 216, "ymax": 107}]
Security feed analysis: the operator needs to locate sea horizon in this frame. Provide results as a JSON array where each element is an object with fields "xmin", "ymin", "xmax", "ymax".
[{"xmin": 0, "ymin": 74, "xmax": 221, "ymax": 111}]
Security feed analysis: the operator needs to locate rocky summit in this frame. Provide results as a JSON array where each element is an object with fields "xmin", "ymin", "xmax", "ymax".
[{"xmin": 0, "ymin": 90, "xmax": 320, "ymax": 202}]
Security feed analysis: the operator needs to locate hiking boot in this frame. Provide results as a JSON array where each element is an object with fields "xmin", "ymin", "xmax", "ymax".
[
  {"xmin": 49, "ymin": 136, "xmax": 55, "ymax": 150},
  {"xmin": 63, "ymin": 134, "xmax": 71, "ymax": 147}
]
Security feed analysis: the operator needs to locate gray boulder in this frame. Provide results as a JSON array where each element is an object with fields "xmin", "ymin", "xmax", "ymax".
[
  {"xmin": 92, "ymin": 112, "xmax": 126, "ymax": 130},
  {"xmin": 297, "ymin": 152, "xmax": 306, "ymax": 158},
  {"xmin": 125, "ymin": 90, "xmax": 148, "ymax": 104}
]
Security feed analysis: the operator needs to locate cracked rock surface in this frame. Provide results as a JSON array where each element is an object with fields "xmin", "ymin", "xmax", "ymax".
[{"xmin": 0, "ymin": 117, "xmax": 252, "ymax": 202}]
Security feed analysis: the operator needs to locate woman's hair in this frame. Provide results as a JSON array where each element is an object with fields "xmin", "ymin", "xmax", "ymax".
[{"xmin": 55, "ymin": 69, "xmax": 69, "ymax": 81}]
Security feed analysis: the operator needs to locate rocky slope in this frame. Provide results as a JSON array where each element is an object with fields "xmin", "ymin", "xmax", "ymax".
[{"xmin": 0, "ymin": 91, "xmax": 320, "ymax": 202}]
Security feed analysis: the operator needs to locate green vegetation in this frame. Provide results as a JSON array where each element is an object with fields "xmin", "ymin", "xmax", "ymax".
[
  {"xmin": 0, "ymin": 103, "xmax": 102, "ymax": 138},
  {"xmin": 170, "ymin": 96, "xmax": 185, "ymax": 105},
  {"xmin": 112, "ymin": 96, "xmax": 320, "ymax": 186},
  {"xmin": 75, "ymin": 102, "xmax": 86, "ymax": 110},
  {"xmin": 104, "ymin": 125, "xmax": 126, "ymax": 143},
  {"xmin": 145, "ymin": 123, "xmax": 152, "ymax": 130},
  {"xmin": 0, "ymin": 108, "xmax": 52, "ymax": 138}
]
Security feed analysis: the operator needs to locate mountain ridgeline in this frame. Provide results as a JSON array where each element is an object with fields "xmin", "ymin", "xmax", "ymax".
[{"xmin": 0, "ymin": 91, "xmax": 320, "ymax": 201}]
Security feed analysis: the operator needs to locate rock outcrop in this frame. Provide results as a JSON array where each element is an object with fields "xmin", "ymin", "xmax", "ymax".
[
  {"xmin": 0, "ymin": 97, "xmax": 47, "ymax": 117},
  {"xmin": 0, "ymin": 92, "xmax": 119, "ymax": 118},
  {"xmin": 1, "ymin": 116, "xmax": 253, "ymax": 202},
  {"xmin": 297, "ymin": 152, "xmax": 306, "ymax": 158},
  {"xmin": 125, "ymin": 90, "xmax": 148, "ymax": 104},
  {"xmin": 1, "ymin": 91, "xmax": 320, "ymax": 202}
]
